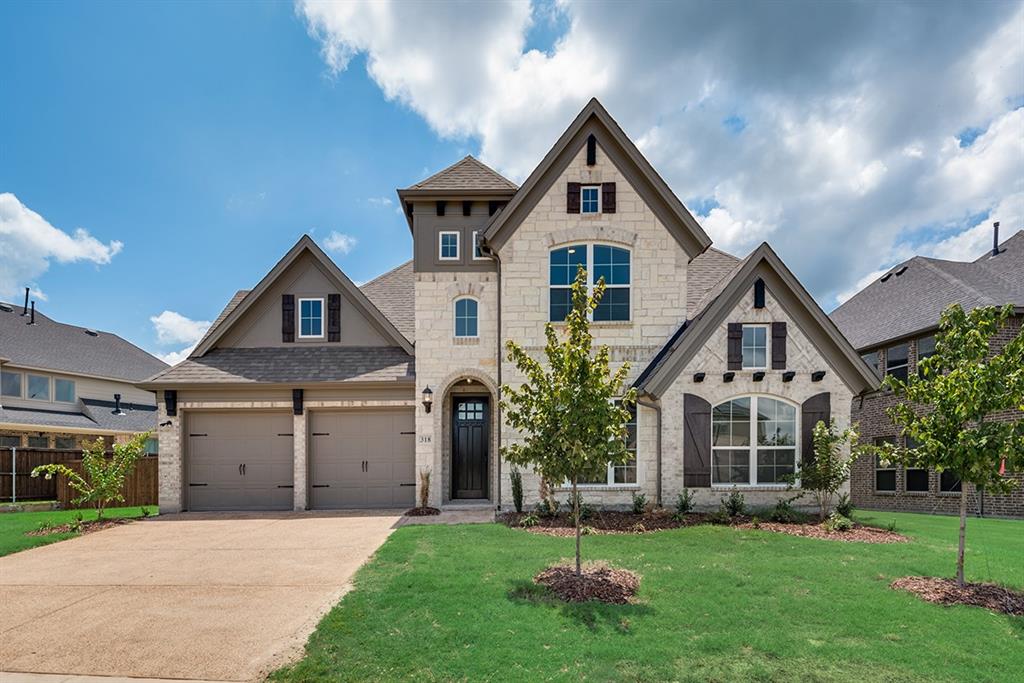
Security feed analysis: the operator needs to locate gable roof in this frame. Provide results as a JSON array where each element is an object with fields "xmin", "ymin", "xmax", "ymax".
[
  {"xmin": 402, "ymin": 155, "xmax": 518, "ymax": 193},
  {"xmin": 686, "ymin": 247, "xmax": 742, "ymax": 315},
  {"xmin": 481, "ymin": 98, "xmax": 713, "ymax": 258},
  {"xmin": 191, "ymin": 235, "xmax": 414, "ymax": 357},
  {"xmin": 360, "ymin": 260, "xmax": 414, "ymax": 342},
  {"xmin": 0, "ymin": 301, "xmax": 167, "ymax": 382},
  {"xmin": 191, "ymin": 289, "xmax": 249, "ymax": 354},
  {"xmin": 830, "ymin": 229, "xmax": 1024, "ymax": 350},
  {"xmin": 635, "ymin": 243, "xmax": 880, "ymax": 397}
]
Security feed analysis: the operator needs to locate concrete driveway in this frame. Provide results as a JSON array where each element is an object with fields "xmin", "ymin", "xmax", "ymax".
[{"xmin": 0, "ymin": 511, "xmax": 402, "ymax": 681}]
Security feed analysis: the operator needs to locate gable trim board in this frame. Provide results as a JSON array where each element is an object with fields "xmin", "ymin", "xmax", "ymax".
[
  {"xmin": 634, "ymin": 242, "xmax": 880, "ymax": 398},
  {"xmin": 191, "ymin": 236, "xmax": 413, "ymax": 358},
  {"xmin": 481, "ymin": 98, "xmax": 712, "ymax": 258}
]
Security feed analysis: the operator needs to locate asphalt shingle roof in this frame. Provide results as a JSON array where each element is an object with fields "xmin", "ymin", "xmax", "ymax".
[
  {"xmin": 830, "ymin": 230, "xmax": 1024, "ymax": 350},
  {"xmin": 403, "ymin": 156, "xmax": 518, "ymax": 192},
  {"xmin": 0, "ymin": 302, "xmax": 167, "ymax": 381},
  {"xmin": 0, "ymin": 399, "xmax": 157, "ymax": 433},
  {"xmin": 687, "ymin": 247, "xmax": 742, "ymax": 315},
  {"xmin": 361, "ymin": 261, "xmax": 414, "ymax": 342},
  {"xmin": 147, "ymin": 346, "xmax": 414, "ymax": 385}
]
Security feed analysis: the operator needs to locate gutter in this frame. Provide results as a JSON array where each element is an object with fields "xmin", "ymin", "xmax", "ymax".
[
  {"xmin": 635, "ymin": 392, "xmax": 663, "ymax": 507},
  {"xmin": 480, "ymin": 238, "xmax": 503, "ymax": 511}
]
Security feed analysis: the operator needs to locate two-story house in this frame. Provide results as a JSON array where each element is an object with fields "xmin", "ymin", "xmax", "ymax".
[
  {"xmin": 0, "ymin": 294, "xmax": 166, "ymax": 451},
  {"xmin": 145, "ymin": 99, "xmax": 878, "ymax": 513},
  {"xmin": 831, "ymin": 229, "xmax": 1023, "ymax": 518}
]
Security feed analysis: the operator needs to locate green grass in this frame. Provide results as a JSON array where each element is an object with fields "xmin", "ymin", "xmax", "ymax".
[
  {"xmin": 273, "ymin": 511, "xmax": 1022, "ymax": 683},
  {"xmin": 0, "ymin": 506, "xmax": 153, "ymax": 557}
]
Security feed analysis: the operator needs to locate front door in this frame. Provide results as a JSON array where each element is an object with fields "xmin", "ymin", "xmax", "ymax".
[{"xmin": 452, "ymin": 397, "xmax": 488, "ymax": 499}]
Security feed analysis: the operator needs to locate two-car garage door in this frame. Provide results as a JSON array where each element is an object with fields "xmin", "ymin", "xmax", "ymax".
[{"xmin": 186, "ymin": 409, "xmax": 414, "ymax": 511}]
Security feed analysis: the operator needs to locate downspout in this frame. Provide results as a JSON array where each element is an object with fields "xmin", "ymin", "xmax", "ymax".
[
  {"xmin": 481, "ymin": 239, "xmax": 502, "ymax": 511},
  {"xmin": 636, "ymin": 392, "xmax": 662, "ymax": 507}
]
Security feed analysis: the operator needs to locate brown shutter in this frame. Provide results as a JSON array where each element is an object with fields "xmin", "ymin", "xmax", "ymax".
[
  {"xmin": 282, "ymin": 294, "xmax": 295, "ymax": 343},
  {"xmin": 801, "ymin": 392, "xmax": 831, "ymax": 466},
  {"xmin": 327, "ymin": 293, "xmax": 341, "ymax": 342},
  {"xmin": 727, "ymin": 323, "xmax": 743, "ymax": 370},
  {"xmin": 683, "ymin": 394, "xmax": 712, "ymax": 487},
  {"xmin": 601, "ymin": 182, "xmax": 616, "ymax": 213},
  {"xmin": 771, "ymin": 322, "xmax": 787, "ymax": 369},
  {"xmin": 567, "ymin": 182, "xmax": 581, "ymax": 213}
]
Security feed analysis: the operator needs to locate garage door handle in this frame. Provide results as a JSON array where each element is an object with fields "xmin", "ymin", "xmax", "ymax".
[
  {"xmin": 400, "ymin": 431, "xmax": 415, "ymax": 435},
  {"xmin": 313, "ymin": 432, "xmax": 330, "ymax": 436},
  {"xmin": 189, "ymin": 483, "xmax": 208, "ymax": 487},
  {"xmin": 312, "ymin": 484, "xmax": 329, "ymax": 488},
  {"xmin": 277, "ymin": 433, "xmax": 293, "ymax": 437},
  {"xmin": 189, "ymin": 433, "xmax": 208, "ymax": 437},
  {"xmin": 399, "ymin": 483, "xmax": 415, "ymax": 487},
  {"xmin": 277, "ymin": 485, "xmax": 294, "ymax": 489}
]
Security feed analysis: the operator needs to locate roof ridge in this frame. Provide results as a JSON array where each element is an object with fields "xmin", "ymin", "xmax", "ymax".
[
  {"xmin": 918, "ymin": 258, "xmax": 996, "ymax": 305},
  {"xmin": 405, "ymin": 155, "xmax": 517, "ymax": 191}
]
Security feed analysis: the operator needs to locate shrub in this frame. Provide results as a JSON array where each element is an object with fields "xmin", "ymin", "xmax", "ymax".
[
  {"xmin": 568, "ymin": 491, "xmax": 595, "ymax": 521},
  {"xmin": 534, "ymin": 498, "xmax": 560, "ymax": 519},
  {"xmin": 835, "ymin": 492, "xmax": 854, "ymax": 517},
  {"xmin": 886, "ymin": 519, "xmax": 898, "ymax": 533},
  {"xmin": 418, "ymin": 468, "xmax": 431, "ymax": 509},
  {"xmin": 751, "ymin": 516, "xmax": 761, "ymax": 529},
  {"xmin": 675, "ymin": 489, "xmax": 695, "ymax": 515},
  {"xmin": 768, "ymin": 498, "xmax": 802, "ymax": 524},
  {"xmin": 706, "ymin": 506, "xmax": 732, "ymax": 525},
  {"xmin": 510, "ymin": 466, "xmax": 524, "ymax": 513},
  {"xmin": 721, "ymin": 487, "xmax": 745, "ymax": 517},
  {"xmin": 519, "ymin": 514, "xmax": 540, "ymax": 528},
  {"xmin": 629, "ymin": 522, "xmax": 647, "ymax": 534},
  {"xmin": 631, "ymin": 491, "xmax": 648, "ymax": 515},
  {"xmin": 824, "ymin": 512, "xmax": 854, "ymax": 532},
  {"xmin": 580, "ymin": 525, "xmax": 596, "ymax": 536}
]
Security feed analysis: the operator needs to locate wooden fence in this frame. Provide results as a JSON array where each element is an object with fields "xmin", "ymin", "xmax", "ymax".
[
  {"xmin": 56, "ymin": 456, "xmax": 158, "ymax": 509},
  {"xmin": 1, "ymin": 448, "xmax": 82, "ymax": 502}
]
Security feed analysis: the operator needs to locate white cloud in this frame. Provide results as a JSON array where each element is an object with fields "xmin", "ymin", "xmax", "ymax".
[
  {"xmin": 150, "ymin": 310, "xmax": 211, "ymax": 345},
  {"xmin": 0, "ymin": 193, "xmax": 123, "ymax": 299},
  {"xmin": 298, "ymin": 1, "xmax": 1024, "ymax": 305},
  {"xmin": 324, "ymin": 230, "xmax": 358, "ymax": 255},
  {"xmin": 154, "ymin": 344, "xmax": 198, "ymax": 366},
  {"xmin": 366, "ymin": 196, "xmax": 393, "ymax": 207}
]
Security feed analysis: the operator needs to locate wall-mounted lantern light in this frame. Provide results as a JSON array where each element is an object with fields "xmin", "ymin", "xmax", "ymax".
[{"xmin": 421, "ymin": 386, "xmax": 434, "ymax": 413}]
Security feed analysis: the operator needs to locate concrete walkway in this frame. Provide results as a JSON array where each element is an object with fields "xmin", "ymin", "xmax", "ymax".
[{"xmin": 0, "ymin": 511, "xmax": 402, "ymax": 682}]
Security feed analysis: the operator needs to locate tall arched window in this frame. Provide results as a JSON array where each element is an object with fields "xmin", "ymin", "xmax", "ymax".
[
  {"xmin": 549, "ymin": 244, "xmax": 630, "ymax": 322},
  {"xmin": 454, "ymin": 298, "xmax": 478, "ymax": 338},
  {"xmin": 712, "ymin": 396, "xmax": 797, "ymax": 485}
]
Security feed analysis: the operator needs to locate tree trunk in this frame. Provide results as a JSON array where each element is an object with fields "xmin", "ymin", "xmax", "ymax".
[
  {"xmin": 573, "ymin": 477, "xmax": 581, "ymax": 577},
  {"xmin": 956, "ymin": 484, "xmax": 968, "ymax": 587}
]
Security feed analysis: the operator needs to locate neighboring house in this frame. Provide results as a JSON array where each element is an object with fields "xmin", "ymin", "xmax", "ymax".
[
  {"xmin": 832, "ymin": 230, "xmax": 1024, "ymax": 518},
  {"xmin": 0, "ymin": 296, "xmax": 167, "ymax": 451},
  {"xmin": 145, "ymin": 99, "xmax": 878, "ymax": 513}
]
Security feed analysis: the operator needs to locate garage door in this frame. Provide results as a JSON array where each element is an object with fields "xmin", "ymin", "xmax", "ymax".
[
  {"xmin": 187, "ymin": 412, "xmax": 294, "ymax": 511},
  {"xmin": 309, "ymin": 409, "xmax": 415, "ymax": 509}
]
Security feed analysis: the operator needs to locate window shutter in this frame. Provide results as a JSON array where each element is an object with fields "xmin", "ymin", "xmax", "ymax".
[
  {"xmin": 601, "ymin": 182, "xmax": 616, "ymax": 213},
  {"xmin": 327, "ymin": 293, "xmax": 341, "ymax": 342},
  {"xmin": 727, "ymin": 323, "xmax": 743, "ymax": 370},
  {"xmin": 683, "ymin": 394, "xmax": 712, "ymax": 487},
  {"xmin": 801, "ymin": 392, "xmax": 831, "ymax": 466},
  {"xmin": 566, "ymin": 182, "xmax": 581, "ymax": 213},
  {"xmin": 282, "ymin": 294, "xmax": 295, "ymax": 343},
  {"xmin": 771, "ymin": 321, "xmax": 787, "ymax": 369},
  {"xmin": 586, "ymin": 134, "xmax": 597, "ymax": 165}
]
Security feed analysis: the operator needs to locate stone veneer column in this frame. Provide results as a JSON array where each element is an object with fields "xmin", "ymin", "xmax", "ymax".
[
  {"xmin": 293, "ymin": 411, "xmax": 307, "ymax": 510},
  {"xmin": 157, "ymin": 400, "xmax": 183, "ymax": 513}
]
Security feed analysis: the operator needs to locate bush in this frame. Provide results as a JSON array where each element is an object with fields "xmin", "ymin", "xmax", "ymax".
[
  {"xmin": 519, "ymin": 513, "xmax": 540, "ymax": 528},
  {"xmin": 751, "ymin": 515, "xmax": 761, "ymax": 529},
  {"xmin": 510, "ymin": 467, "xmax": 524, "ymax": 513},
  {"xmin": 824, "ymin": 512, "xmax": 854, "ymax": 532},
  {"xmin": 706, "ymin": 506, "xmax": 732, "ymax": 525},
  {"xmin": 140, "ymin": 506, "xmax": 153, "ymax": 518},
  {"xmin": 631, "ymin": 492, "xmax": 648, "ymax": 515},
  {"xmin": 886, "ymin": 519, "xmax": 898, "ymax": 532},
  {"xmin": 675, "ymin": 489, "xmax": 695, "ymax": 515},
  {"xmin": 580, "ymin": 525, "xmax": 596, "ymax": 536},
  {"xmin": 835, "ymin": 492, "xmax": 854, "ymax": 517},
  {"xmin": 768, "ymin": 498, "xmax": 801, "ymax": 524},
  {"xmin": 629, "ymin": 522, "xmax": 647, "ymax": 534},
  {"xmin": 534, "ymin": 499, "xmax": 559, "ymax": 519},
  {"xmin": 721, "ymin": 487, "xmax": 745, "ymax": 517},
  {"xmin": 568, "ymin": 491, "xmax": 594, "ymax": 520}
]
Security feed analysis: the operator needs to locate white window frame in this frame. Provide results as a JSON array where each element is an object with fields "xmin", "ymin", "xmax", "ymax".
[
  {"xmin": 549, "ymin": 243, "xmax": 631, "ymax": 323},
  {"xmin": 1, "ymin": 369, "xmax": 22, "ymax": 398},
  {"xmin": 26, "ymin": 374, "xmax": 51, "ymax": 401},
  {"xmin": 577, "ymin": 400, "xmax": 638, "ymax": 488},
  {"xmin": 297, "ymin": 297, "xmax": 325, "ymax": 339},
  {"xmin": 453, "ymin": 297, "xmax": 479, "ymax": 339},
  {"xmin": 741, "ymin": 324, "xmax": 769, "ymax": 370},
  {"xmin": 580, "ymin": 185, "xmax": 601, "ymax": 214},
  {"xmin": 472, "ymin": 231, "xmax": 486, "ymax": 260},
  {"xmin": 54, "ymin": 378, "xmax": 76, "ymax": 403},
  {"xmin": 439, "ymin": 231, "xmax": 460, "ymax": 261},
  {"xmin": 711, "ymin": 395, "xmax": 799, "ymax": 488}
]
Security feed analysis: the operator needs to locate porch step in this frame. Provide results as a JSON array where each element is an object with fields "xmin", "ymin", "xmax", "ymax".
[{"xmin": 441, "ymin": 501, "xmax": 494, "ymax": 511}]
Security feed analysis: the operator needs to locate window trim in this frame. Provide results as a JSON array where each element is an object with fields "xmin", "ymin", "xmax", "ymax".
[
  {"xmin": 740, "ymin": 324, "xmax": 770, "ymax": 370},
  {"xmin": 711, "ymin": 394, "xmax": 799, "ymax": 488},
  {"xmin": 580, "ymin": 185, "xmax": 601, "ymax": 214},
  {"xmin": 1, "ymin": 369, "xmax": 23, "ymax": 399},
  {"xmin": 577, "ymin": 400, "xmax": 638, "ymax": 488},
  {"xmin": 549, "ymin": 243, "xmax": 632, "ymax": 323},
  {"xmin": 438, "ymin": 231, "xmax": 460, "ymax": 261},
  {"xmin": 453, "ymin": 297, "xmax": 480, "ymax": 339},
  {"xmin": 297, "ymin": 297, "xmax": 325, "ymax": 339},
  {"xmin": 471, "ymin": 231, "xmax": 487, "ymax": 260},
  {"xmin": 54, "ymin": 378, "xmax": 76, "ymax": 403}
]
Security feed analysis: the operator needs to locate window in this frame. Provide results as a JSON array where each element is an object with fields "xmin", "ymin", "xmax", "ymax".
[
  {"xmin": 0, "ymin": 436, "xmax": 21, "ymax": 448},
  {"xmin": 1, "ymin": 370, "xmax": 21, "ymax": 398},
  {"xmin": 55, "ymin": 378, "xmax": 75, "ymax": 403},
  {"xmin": 549, "ymin": 245, "xmax": 630, "ymax": 322},
  {"xmin": 439, "ymin": 231, "xmax": 460, "ymax": 260},
  {"xmin": 55, "ymin": 436, "xmax": 75, "ymax": 450},
  {"xmin": 581, "ymin": 186, "xmax": 600, "ymax": 213},
  {"xmin": 904, "ymin": 436, "xmax": 928, "ymax": 492},
  {"xmin": 298, "ymin": 298, "xmax": 324, "ymax": 338},
  {"xmin": 454, "ymin": 298, "xmax": 479, "ymax": 338},
  {"xmin": 27, "ymin": 436, "xmax": 49, "ymax": 449},
  {"xmin": 144, "ymin": 437, "xmax": 159, "ymax": 455},
  {"xmin": 917, "ymin": 335, "xmax": 936, "ymax": 377},
  {"xmin": 885, "ymin": 343, "xmax": 908, "ymax": 382},
  {"xmin": 712, "ymin": 396, "xmax": 796, "ymax": 486},
  {"xmin": 939, "ymin": 470, "xmax": 962, "ymax": 493},
  {"xmin": 861, "ymin": 351, "xmax": 881, "ymax": 378},
  {"xmin": 741, "ymin": 325, "xmax": 768, "ymax": 369},
  {"xmin": 27, "ymin": 374, "xmax": 50, "ymax": 400},
  {"xmin": 874, "ymin": 437, "xmax": 897, "ymax": 492},
  {"xmin": 580, "ymin": 403, "xmax": 637, "ymax": 485},
  {"xmin": 472, "ymin": 231, "xmax": 485, "ymax": 260}
]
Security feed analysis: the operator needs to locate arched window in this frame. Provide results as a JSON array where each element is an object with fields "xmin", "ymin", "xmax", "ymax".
[
  {"xmin": 712, "ymin": 396, "xmax": 797, "ymax": 485},
  {"xmin": 454, "ymin": 298, "xmax": 478, "ymax": 338},
  {"xmin": 549, "ymin": 244, "xmax": 630, "ymax": 322}
]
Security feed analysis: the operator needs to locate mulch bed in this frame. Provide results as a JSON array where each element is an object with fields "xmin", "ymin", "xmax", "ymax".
[
  {"xmin": 735, "ymin": 521, "xmax": 908, "ymax": 544},
  {"xmin": 404, "ymin": 506, "xmax": 441, "ymax": 516},
  {"xmin": 891, "ymin": 576, "xmax": 1024, "ymax": 616},
  {"xmin": 25, "ymin": 517, "xmax": 131, "ymax": 538},
  {"xmin": 534, "ymin": 562, "xmax": 640, "ymax": 604}
]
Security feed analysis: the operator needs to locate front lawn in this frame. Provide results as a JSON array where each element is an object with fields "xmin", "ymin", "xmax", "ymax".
[
  {"xmin": 0, "ymin": 506, "xmax": 153, "ymax": 557},
  {"xmin": 273, "ymin": 511, "xmax": 1022, "ymax": 682}
]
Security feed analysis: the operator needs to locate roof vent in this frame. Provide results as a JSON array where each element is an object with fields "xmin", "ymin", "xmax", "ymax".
[
  {"xmin": 84, "ymin": 329, "xmax": 99, "ymax": 337},
  {"xmin": 894, "ymin": 265, "xmax": 908, "ymax": 276},
  {"xmin": 0, "ymin": 304, "xmax": 12, "ymax": 313},
  {"xmin": 880, "ymin": 272, "xmax": 893, "ymax": 282},
  {"xmin": 112, "ymin": 393, "xmax": 126, "ymax": 416}
]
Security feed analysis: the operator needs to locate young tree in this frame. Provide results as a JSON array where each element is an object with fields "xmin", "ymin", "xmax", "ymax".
[
  {"xmin": 882, "ymin": 304, "xmax": 1024, "ymax": 586},
  {"xmin": 790, "ymin": 420, "xmax": 863, "ymax": 520},
  {"xmin": 32, "ymin": 432, "xmax": 152, "ymax": 519},
  {"xmin": 501, "ymin": 266, "xmax": 637, "ymax": 576}
]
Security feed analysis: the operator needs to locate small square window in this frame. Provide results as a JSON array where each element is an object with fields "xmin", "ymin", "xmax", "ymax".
[
  {"xmin": 741, "ymin": 325, "xmax": 768, "ymax": 369},
  {"xmin": 1, "ymin": 370, "xmax": 21, "ymax": 398},
  {"xmin": 939, "ymin": 470, "xmax": 962, "ymax": 492},
  {"xmin": 27, "ymin": 374, "xmax": 50, "ymax": 401},
  {"xmin": 55, "ymin": 436, "xmax": 76, "ymax": 450},
  {"xmin": 581, "ymin": 186, "xmax": 600, "ymax": 214},
  {"xmin": 886, "ymin": 344, "xmax": 909, "ymax": 382},
  {"xmin": 298, "ymin": 299, "xmax": 324, "ymax": 338},
  {"xmin": 0, "ymin": 435, "xmax": 21, "ymax": 448},
  {"xmin": 28, "ymin": 436, "xmax": 49, "ymax": 449},
  {"xmin": 439, "ymin": 232, "xmax": 460, "ymax": 260},
  {"xmin": 55, "ymin": 378, "xmax": 75, "ymax": 403}
]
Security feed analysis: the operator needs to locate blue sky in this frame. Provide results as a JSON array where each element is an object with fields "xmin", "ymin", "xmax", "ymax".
[{"xmin": 2, "ymin": 1, "xmax": 1021, "ymax": 363}]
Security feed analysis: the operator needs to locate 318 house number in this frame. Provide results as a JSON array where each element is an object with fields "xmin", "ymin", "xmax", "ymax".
[{"xmin": 418, "ymin": 435, "xmax": 432, "ymax": 444}]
